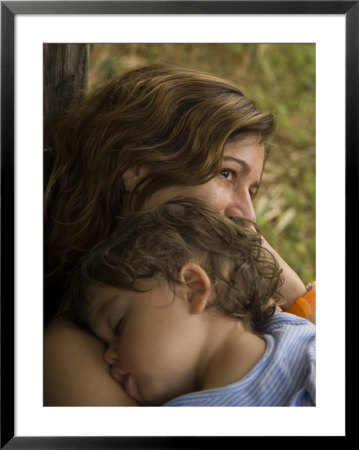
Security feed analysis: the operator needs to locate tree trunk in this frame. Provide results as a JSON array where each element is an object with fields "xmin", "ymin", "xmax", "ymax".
[{"xmin": 43, "ymin": 44, "xmax": 89, "ymax": 149}]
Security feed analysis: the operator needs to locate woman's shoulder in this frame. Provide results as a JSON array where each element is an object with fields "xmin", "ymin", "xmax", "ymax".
[
  {"xmin": 44, "ymin": 317, "xmax": 138, "ymax": 406},
  {"xmin": 45, "ymin": 316, "xmax": 95, "ymax": 338},
  {"xmin": 45, "ymin": 316, "xmax": 102, "ymax": 350}
]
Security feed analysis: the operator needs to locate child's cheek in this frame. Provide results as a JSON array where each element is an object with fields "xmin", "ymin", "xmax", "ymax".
[{"xmin": 117, "ymin": 330, "xmax": 149, "ymax": 368}]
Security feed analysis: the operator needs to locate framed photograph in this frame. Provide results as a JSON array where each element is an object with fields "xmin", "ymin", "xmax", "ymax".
[{"xmin": 1, "ymin": 1, "xmax": 353, "ymax": 447}]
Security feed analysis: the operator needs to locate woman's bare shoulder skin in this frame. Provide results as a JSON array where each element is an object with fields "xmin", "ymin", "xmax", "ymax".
[{"xmin": 44, "ymin": 318, "xmax": 138, "ymax": 406}]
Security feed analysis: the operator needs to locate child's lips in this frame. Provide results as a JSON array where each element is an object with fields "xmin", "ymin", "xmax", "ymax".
[
  {"xmin": 111, "ymin": 369, "xmax": 132, "ymax": 396},
  {"xmin": 111, "ymin": 369, "xmax": 127, "ymax": 385}
]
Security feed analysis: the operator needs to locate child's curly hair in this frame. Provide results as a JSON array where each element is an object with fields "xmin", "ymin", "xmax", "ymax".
[{"xmin": 63, "ymin": 199, "xmax": 283, "ymax": 333}]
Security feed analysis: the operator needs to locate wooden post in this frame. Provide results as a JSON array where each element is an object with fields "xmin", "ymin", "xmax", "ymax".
[{"xmin": 43, "ymin": 44, "xmax": 89, "ymax": 149}]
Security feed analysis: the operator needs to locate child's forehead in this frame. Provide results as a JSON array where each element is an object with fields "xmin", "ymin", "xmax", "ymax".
[
  {"xmin": 85, "ymin": 284, "xmax": 123, "ymax": 319},
  {"xmin": 87, "ymin": 283, "xmax": 120, "ymax": 299},
  {"xmin": 83, "ymin": 277, "xmax": 174, "ymax": 323},
  {"xmin": 84, "ymin": 280, "xmax": 156, "ymax": 321}
]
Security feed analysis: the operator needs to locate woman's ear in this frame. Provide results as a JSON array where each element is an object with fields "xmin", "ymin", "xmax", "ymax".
[
  {"xmin": 178, "ymin": 263, "xmax": 213, "ymax": 315},
  {"xmin": 123, "ymin": 165, "xmax": 150, "ymax": 192}
]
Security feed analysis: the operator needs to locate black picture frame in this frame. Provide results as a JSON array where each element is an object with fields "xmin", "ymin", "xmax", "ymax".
[{"xmin": 1, "ymin": 1, "xmax": 353, "ymax": 447}]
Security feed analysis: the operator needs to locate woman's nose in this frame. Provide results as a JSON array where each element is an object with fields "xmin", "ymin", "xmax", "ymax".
[
  {"xmin": 104, "ymin": 346, "xmax": 118, "ymax": 366},
  {"xmin": 224, "ymin": 192, "xmax": 256, "ymax": 222}
]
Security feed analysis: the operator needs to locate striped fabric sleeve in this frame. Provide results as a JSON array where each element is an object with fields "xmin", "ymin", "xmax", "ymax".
[{"xmin": 164, "ymin": 313, "xmax": 316, "ymax": 407}]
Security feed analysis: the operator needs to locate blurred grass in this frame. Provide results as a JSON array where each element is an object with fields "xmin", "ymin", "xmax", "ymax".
[{"xmin": 88, "ymin": 44, "xmax": 315, "ymax": 283}]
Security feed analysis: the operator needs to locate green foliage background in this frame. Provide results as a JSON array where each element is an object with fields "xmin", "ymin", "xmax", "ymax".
[{"xmin": 88, "ymin": 44, "xmax": 315, "ymax": 283}]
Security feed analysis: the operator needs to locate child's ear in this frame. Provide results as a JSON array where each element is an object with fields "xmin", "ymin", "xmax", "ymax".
[{"xmin": 178, "ymin": 263, "xmax": 212, "ymax": 315}]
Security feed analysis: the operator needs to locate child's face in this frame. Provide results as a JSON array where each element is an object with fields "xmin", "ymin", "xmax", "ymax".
[{"xmin": 86, "ymin": 281, "xmax": 206, "ymax": 406}]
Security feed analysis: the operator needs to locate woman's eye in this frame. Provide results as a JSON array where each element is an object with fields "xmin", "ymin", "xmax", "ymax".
[
  {"xmin": 249, "ymin": 189, "xmax": 257, "ymax": 199},
  {"xmin": 249, "ymin": 186, "xmax": 259, "ymax": 199},
  {"xmin": 220, "ymin": 169, "xmax": 235, "ymax": 181}
]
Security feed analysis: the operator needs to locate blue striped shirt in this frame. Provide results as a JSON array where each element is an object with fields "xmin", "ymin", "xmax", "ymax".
[{"xmin": 164, "ymin": 313, "xmax": 315, "ymax": 407}]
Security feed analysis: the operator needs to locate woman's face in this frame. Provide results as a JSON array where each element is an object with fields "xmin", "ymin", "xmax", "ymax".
[{"xmin": 142, "ymin": 133, "xmax": 265, "ymax": 221}]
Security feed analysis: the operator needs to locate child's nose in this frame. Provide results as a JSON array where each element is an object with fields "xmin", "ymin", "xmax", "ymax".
[{"xmin": 104, "ymin": 346, "xmax": 118, "ymax": 366}]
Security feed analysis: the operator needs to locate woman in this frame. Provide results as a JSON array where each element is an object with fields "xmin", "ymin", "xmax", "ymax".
[{"xmin": 44, "ymin": 65, "xmax": 313, "ymax": 406}]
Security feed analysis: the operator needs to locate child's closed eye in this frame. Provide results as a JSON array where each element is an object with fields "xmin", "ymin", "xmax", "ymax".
[{"xmin": 114, "ymin": 318, "xmax": 124, "ymax": 335}]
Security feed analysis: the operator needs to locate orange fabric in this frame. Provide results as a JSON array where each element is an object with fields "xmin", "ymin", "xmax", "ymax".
[{"xmin": 285, "ymin": 282, "xmax": 316, "ymax": 318}]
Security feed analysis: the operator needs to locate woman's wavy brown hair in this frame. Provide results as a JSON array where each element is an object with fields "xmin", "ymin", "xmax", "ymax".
[
  {"xmin": 64, "ymin": 199, "xmax": 283, "ymax": 333},
  {"xmin": 45, "ymin": 65, "xmax": 275, "ymax": 292}
]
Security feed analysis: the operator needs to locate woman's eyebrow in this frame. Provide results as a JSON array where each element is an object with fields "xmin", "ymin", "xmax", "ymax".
[
  {"xmin": 223, "ymin": 156, "xmax": 262, "ymax": 190},
  {"xmin": 223, "ymin": 156, "xmax": 250, "ymax": 175}
]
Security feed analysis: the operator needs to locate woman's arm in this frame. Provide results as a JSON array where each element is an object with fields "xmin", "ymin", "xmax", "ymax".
[
  {"xmin": 44, "ymin": 318, "xmax": 139, "ymax": 406},
  {"xmin": 262, "ymin": 237, "xmax": 315, "ymax": 324}
]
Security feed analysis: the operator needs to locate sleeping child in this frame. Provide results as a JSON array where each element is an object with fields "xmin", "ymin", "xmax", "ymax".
[{"xmin": 62, "ymin": 199, "xmax": 315, "ymax": 406}]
